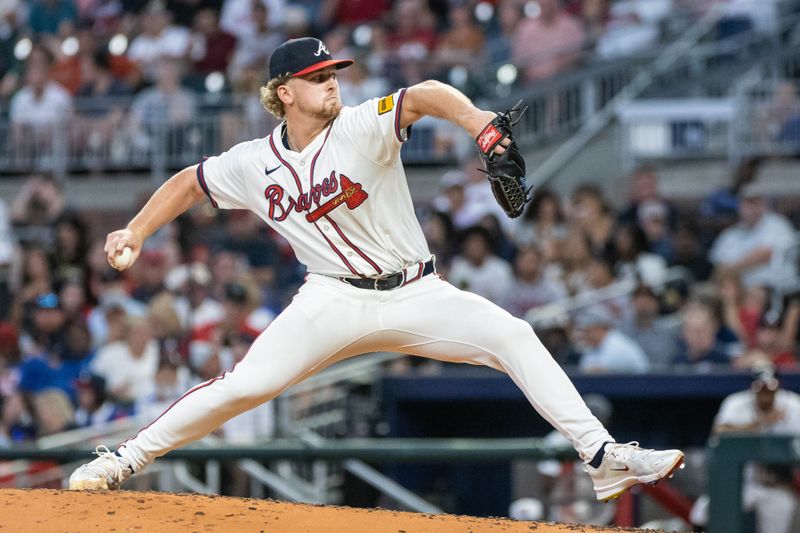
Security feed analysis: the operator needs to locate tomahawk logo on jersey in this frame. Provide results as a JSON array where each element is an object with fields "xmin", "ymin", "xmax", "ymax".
[{"xmin": 197, "ymin": 88, "xmax": 430, "ymax": 278}]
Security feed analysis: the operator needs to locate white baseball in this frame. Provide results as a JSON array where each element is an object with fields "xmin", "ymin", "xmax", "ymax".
[{"xmin": 114, "ymin": 247, "xmax": 133, "ymax": 269}]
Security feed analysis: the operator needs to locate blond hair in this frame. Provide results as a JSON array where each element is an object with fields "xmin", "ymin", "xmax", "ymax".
[{"xmin": 260, "ymin": 74, "xmax": 292, "ymax": 119}]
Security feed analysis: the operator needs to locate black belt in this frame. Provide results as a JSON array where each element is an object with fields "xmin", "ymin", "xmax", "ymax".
[{"xmin": 340, "ymin": 259, "xmax": 435, "ymax": 291}]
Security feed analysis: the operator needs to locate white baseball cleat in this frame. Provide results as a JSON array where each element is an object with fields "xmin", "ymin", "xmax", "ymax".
[
  {"xmin": 585, "ymin": 442, "xmax": 685, "ymax": 502},
  {"xmin": 68, "ymin": 445, "xmax": 134, "ymax": 490}
]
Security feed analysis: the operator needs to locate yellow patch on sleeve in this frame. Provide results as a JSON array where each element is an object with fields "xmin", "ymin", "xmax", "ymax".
[{"xmin": 377, "ymin": 94, "xmax": 394, "ymax": 115}]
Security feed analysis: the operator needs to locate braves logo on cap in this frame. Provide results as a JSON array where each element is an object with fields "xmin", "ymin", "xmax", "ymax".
[{"xmin": 314, "ymin": 42, "xmax": 329, "ymax": 57}]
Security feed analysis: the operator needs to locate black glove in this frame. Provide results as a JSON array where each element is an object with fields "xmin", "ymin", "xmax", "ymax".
[{"xmin": 475, "ymin": 100, "xmax": 531, "ymax": 218}]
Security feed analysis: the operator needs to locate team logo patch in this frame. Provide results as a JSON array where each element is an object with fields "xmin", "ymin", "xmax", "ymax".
[{"xmin": 378, "ymin": 95, "xmax": 394, "ymax": 115}]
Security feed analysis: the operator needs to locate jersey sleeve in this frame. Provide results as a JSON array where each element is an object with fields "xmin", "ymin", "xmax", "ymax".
[
  {"xmin": 340, "ymin": 88, "xmax": 411, "ymax": 166},
  {"xmin": 197, "ymin": 141, "xmax": 251, "ymax": 210}
]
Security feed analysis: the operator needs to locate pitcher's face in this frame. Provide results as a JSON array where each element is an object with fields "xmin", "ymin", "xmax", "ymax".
[{"xmin": 286, "ymin": 67, "xmax": 342, "ymax": 121}]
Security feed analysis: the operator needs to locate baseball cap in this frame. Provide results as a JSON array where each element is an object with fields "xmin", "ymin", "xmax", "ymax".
[
  {"xmin": 34, "ymin": 292, "xmax": 60, "ymax": 310},
  {"xmin": 269, "ymin": 37, "xmax": 353, "ymax": 80}
]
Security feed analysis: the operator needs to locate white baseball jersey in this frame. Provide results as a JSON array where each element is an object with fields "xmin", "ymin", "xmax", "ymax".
[{"xmin": 198, "ymin": 88, "xmax": 431, "ymax": 278}]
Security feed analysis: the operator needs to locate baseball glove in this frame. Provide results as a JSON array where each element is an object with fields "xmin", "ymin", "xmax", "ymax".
[{"xmin": 475, "ymin": 100, "xmax": 531, "ymax": 219}]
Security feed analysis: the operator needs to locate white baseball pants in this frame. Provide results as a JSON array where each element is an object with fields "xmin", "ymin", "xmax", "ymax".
[{"xmin": 119, "ymin": 273, "xmax": 612, "ymax": 471}]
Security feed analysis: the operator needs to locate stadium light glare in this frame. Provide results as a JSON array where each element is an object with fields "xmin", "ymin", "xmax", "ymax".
[
  {"xmin": 205, "ymin": 72, "xmax": 225, "ymax": 93},
  {"xmin": 448, "ymin": 66, "xmax": 468, "ymax": 88},
  {"xmin": 109, "ymin": 34, "xmax": 128, "ymax": 56},
  {"xmin": 352, "ymin": 25, "xmax": 372, "ymax": 47},
  {"xmin": 62, "ymin": 36, "xmax": 79, "ymax": 57},
  {"xmin": 474, "ymin": 2, "xmax": 494, "ymax": 22},
  {"xmin": 524, "ymin": 1, "xmax": 541, "ymax": 18},
  {"xmin": 14, "ymin": 38, "xmax": 32, "ymax": 61},
  {"xmin": 497, "ymin": 64, "xmax": 518, "ymax": 85}
]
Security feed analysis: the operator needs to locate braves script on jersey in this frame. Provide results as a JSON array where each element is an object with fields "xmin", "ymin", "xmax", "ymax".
[{"xmin": 198, "ymin": 88, "xmax": 429, "ymax": 278}]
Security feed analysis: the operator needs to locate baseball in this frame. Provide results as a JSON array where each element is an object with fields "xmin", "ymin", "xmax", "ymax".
[{"xmin": 113, "ymin": 247, "xmax": 133, "ymax": 270}]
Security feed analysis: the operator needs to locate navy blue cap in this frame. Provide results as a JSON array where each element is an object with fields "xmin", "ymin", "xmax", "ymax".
[{"xmin": 269, "ymin": 37, "xmax": 353, "ymax": 80}]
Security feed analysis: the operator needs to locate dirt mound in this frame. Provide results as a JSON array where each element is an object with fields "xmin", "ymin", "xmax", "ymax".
[{"xmin": 0, "ymin": 489, "xmax": 654, "ymax": 532}]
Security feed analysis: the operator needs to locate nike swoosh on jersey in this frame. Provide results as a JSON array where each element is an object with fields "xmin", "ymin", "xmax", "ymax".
[{"xmin": 265, "ymin": 166, "xmax": 281, "ymax": 176}]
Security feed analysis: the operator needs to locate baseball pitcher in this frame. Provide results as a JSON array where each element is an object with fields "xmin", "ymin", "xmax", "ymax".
[{"xmin": 69, "ymin": 38, "xmax": 684, "ymax": 502}]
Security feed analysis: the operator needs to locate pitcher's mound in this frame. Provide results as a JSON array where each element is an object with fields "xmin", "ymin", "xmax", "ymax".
[{"xmin": 0, "ymin": 489, "xmax": 653, "ymax": 532}]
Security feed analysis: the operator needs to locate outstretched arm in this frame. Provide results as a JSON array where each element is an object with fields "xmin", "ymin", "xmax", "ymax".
[
  {"xmin": 400, "ymin": 80, "xmax": 498, "ymax": 140},
  {"xmin": 105, "ymin": 165, "xmax": 206, "ymax": 270}
]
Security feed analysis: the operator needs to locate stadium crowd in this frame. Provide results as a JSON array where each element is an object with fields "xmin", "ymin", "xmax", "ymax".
[
  {"xmin": 0, "ymin": 155, "xmax": 798, "ymax": 444},
  {"xmin": 0, "ymin": 0, "xmax": 798, "ymax": 446}
]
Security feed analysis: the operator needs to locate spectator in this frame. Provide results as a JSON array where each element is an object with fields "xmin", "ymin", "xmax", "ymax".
[
  {"xmin": 432, "ymin": 2, "xmax": 485, "ymax": 71},
  {"xmin": 128, "ymin": 57, "xmax": 198, "ymax": 156},
  {"xmin": 129, "ymin": 250, "xmax": 168, "ymax": 304},
  {"xmin": 15, "ymin": 248, "xmax": 54, "ymax": 321},
  {"xmin": 73, "ymin": 373, "xmax": 125, "ymax": 427},
  {"xmin": 212, "ymin": 281, "xmax": 274, "ymax": 347},
  {"xmin": 617, "ymin": 165, "xmax": 677, "ymax": 229},
  {"xmin": 420, "ymin": 210, "xmax": 457, "ymax": 275},
  {"xmin": 735, "ymin": 314, "xmax": 797, "ymax": 371},
  {"xmin": 52, "ymin": 212, "xmax": 89, "ymax": 284},
  {"xmin": 187, "ymin": 8, "xmax": 237, "ymax": 83},
  {"xmin": 559, "ymin": 229, "xmax": 593, "ymax": 295},
  {"xmin": 10, "ymin": 173, "xmax": 66, "ymax": 247},
  {"xmin": 16, "ymin": 300, "xmax": 89, "ymax": 403},
  {"xmin": 9, "ymin": 46, "xmax": 73, "ymax": 161},
  {"xmin": 612, "ymin": 223, "xmax": 668, "ymax": 289},
  {"xmin": 577, "ymin": 0, "xmax": 611, "ymax": 47},
  {"xmin": 448, "ymin": 225, "xmax": 514, "ymax": 305},
  {"xmin": 636, "ymin": 199, "xmax": 675, "ymax": 262},
  {"xmin": 595, "ymin": 0, "xmax": 664, "ymax": 59},
  {"xmin": 220, "ymin": 210, "xmax": 280, "ymax": 292},
  {"xmin": 575, "ymin": 307, "xmax": 650, "ymax": 374},
  {"xmin": 515, "ymin": 188, "xmax": 568, "ymax": 263},
  {"xmin": 164, "ymin": 262, "xmax": 224, "ymax": 335},
  {"xmin": 86, "ymin": 268, "xmax": 147, "ymax": 348},
  {"xmin": 695, "ymin": 365, "xmax": 800, "ymax": 533},
  {"xmin": 700, "ymin": 157, "xmax": 761, "ymax": 237},
  {"xmin": 220, "ymin": 0, "xmax": 285, "ymax": 41},
  {"xmin": 90, "ymin": 315, "xmax": 159, "ymax": 406},
  {"xmin": 709, "ymin": 184, "xmax": 798, "ymax": 290},
  {"xmin": 569, "ymin": 184, "xmax": 616, "ymax": 258},
  {"xmin": 28, "ymin": 0, "xmax": 77, "ymax": 36},
  {"xmin": 21, "ymin": 292, "xmax": 67, "ymax": 357},
  {"xmin": 188, "ymin": 339, "xmax": 231, "ymax": 383},
  {"xmin": 670, "ymin": 222, "xmax": 713, "ymax": 283},
  {"xmin": 136, "ymin": 357, "xmax": 191, "ymax": 417},
  {"xmin": 672, "ymin": 303, "xmax": 731, "ymax": 369},
  {"xmin": 126, "ymin": 5, "xmax": 190, "ymax": 81},
  {"xmin": 512, "ymin": 0, "xmax": 585, "ymax": 83},
  {"xmin": 74, "ymin": 49, "xmax": 132, "ymax": 165},
  {"xmin": 621, "ymin": 284, "xmax": 680, "ymax": 370},
  {"xmin": 227, "ymin": 2, "xmax": 282, "ymax": 83},
  {"xmin": 319, "ymin": 0, "xmax": 390, "ymax": 27},
  {"xmin": 717, "ymin": 269, "xmax": 767, "ymax": 348},
  {"xmin": 386, "ymin": 0, "xmax": 437, "ymax": 86},
  {"xmin": 146, "ymin": 291, "xmax": 186, "ymax": 363},
  {"xmin": 30, "ymin": 387, "xmax": 75, "ymax": 435},
  {"xmin": 486, "ymin": 0, "xmax": 523, "ymax": 66},
  {"xmin": 582, "ymin": 254, "xmax": 630, "ymax": 324},
  {"xmin": 502, "ymin": 245, "xmax": 567, "ymax": 318},
  {"xmin": 337, "ymin": 57, "xmax": 388, "ymax": 107}
]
